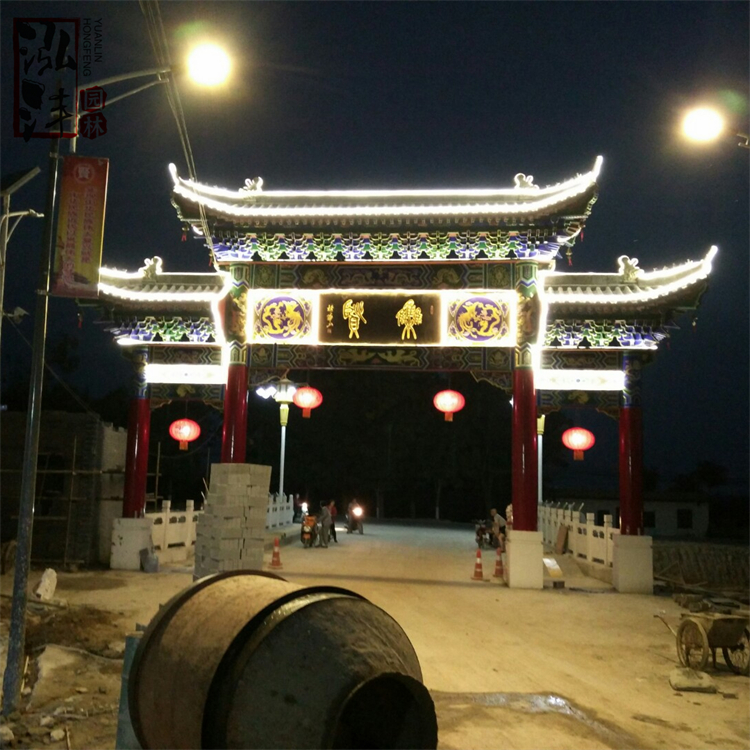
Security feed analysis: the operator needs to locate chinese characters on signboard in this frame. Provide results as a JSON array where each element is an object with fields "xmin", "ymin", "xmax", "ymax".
[
  {"xmin": 250, "ymin": 291, "xmax": 515, "ymax": 347},
  {"xmin": 51, "ymin": 156, "xmax": 109, "ymax": 298},
  {"xmin": 13, "ymin": 18, "xmax": 78, "ymax": 140}
]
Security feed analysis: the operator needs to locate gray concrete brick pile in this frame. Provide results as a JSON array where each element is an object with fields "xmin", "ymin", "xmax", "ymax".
[{"xmin": 194, "ymin": 464, "xmax": 272, "ymax": 579}]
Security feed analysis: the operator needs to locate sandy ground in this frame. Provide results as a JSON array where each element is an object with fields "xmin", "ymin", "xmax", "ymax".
[{"xmin": 1, "ymin": 520, "xmax": 748, "ymax": 749}]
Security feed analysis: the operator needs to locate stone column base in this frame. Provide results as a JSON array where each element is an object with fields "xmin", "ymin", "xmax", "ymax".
[
  {"xmin": 111, "ymin": 517, "xmax": 154, "ymax": 571},
  {"xmin": 613, "ymin": 534, "xmax": 653, "ymax": 594},
  {"xmin": 505, "ymin": 530, "xmax": 543, "ymax": 590}
]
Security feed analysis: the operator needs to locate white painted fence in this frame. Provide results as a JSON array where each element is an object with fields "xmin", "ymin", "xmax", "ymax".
[
  {"xmin": 146, "ymin": 494, "xmax": 295, "ymax": 555},
  {"xmin": 539, "ymin": 503, "xmax": 620, "ymax": 567},
  {"xmin": 265, "ymin": 493, "xmax": 294, "ymax": 529}
]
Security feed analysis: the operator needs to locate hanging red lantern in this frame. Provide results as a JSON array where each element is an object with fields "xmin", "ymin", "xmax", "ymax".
[
  {"xmin": 433, "ymin": 390, "xmax": 465, "ymax": 422},
  {"xmin": 169, "ymin": 418, "xmax": 201, "ymax": 450},
  {"xmin": 293, "ymin": 387, "xmax": 323, "ymax": 418},
  {"xmin": 562, "ymin": 427, "xmax": 595, "ymax": 461}
]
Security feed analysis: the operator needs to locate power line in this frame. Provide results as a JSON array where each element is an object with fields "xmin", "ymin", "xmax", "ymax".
[{"xmin": 139, "ymin": 0, "xmax": 215, "ymax": 264}]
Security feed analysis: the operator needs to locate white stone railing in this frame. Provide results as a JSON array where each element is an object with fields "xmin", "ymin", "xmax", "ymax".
[
  {"xmin": 148, "ymin": 500, "xmax": 199, "ymax": 552},
  {"xmin": 265, "ymin": 493, "xmax": 294, "ymax": 529},
  {"xmin": 539, "ymin": 503, "xmax": 620, "ymax": 567},
  {"xmin": 146, "ymin": 493, "xmax": 295, "ymax": 553}
]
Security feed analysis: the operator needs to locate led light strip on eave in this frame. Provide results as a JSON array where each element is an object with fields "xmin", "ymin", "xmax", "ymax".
[
  {"xmin": 536, "ymin": 369, "xmax": 626, "ymax": 391},
  {"xmin": 544, "ymin": 247, "xmax": 717, "ymax": 305},
  {"xmin": 143, "ymin": 363, "xmax": 227, "ymax": 385},
  {"xmin": 168, "ymin": 157, "xmax": 603, "ymax": 218}
]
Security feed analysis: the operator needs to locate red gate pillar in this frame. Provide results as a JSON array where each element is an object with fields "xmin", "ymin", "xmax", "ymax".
[
  {"xmin": 506, "ymin": 260, "xmax": 543, "ymax": 590},
  {"xmin": 511, "ymin": 366, "xmax": 537, "ymax": 530},
  {"xmin": 613, "ymin": 352, "xmax": 652, "ymax": 593},
  {"xmin": 221, "ymin": 359, "xmax": 248, "ymax": 462},
  {"xmin": 619, "ymin": 353, "xmax": 644, "ymax": 535},
  {"xmin": 123, "ymin": 349, "xmax": 151, "ymax": 518},
  {"xmin": 220, "ymin": 264, "xmax": 250, "ymax": 463}
]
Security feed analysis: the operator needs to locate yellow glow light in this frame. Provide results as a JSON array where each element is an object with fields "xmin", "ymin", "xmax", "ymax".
[
  {"xmin": 144, "ymin": 363, "xmax": 227, "ymax": 384},
  {"xmin": 682, "ymin": 107, "xmax": 725, "ymax": 143},
  {"xmin": 187, "ymin": 44, "xmax": 231, "ymax": 86}
]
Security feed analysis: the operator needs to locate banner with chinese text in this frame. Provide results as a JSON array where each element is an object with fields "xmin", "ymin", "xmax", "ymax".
[{"xmin": 52, "ymin": 155, "xmax": 109, "ymax": 298}]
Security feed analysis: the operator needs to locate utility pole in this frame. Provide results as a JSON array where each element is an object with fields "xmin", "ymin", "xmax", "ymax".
[{"xmin": 2, "ymin": 137, "xmax": 61, "ymax": 716}]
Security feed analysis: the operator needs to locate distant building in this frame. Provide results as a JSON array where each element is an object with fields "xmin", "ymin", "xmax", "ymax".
[{"xmin": 1, "ymin": 411, "xmax": 126, "ymax": 566}]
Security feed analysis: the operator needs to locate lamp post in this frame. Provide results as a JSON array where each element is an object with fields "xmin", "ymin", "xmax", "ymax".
[
  {"xmin": 257, "ymin": 378, "xmax": 297, "ymax": 500},
  {"xmin": 2, "ymin": 47, "xmax": 232, "ymax": 716}
]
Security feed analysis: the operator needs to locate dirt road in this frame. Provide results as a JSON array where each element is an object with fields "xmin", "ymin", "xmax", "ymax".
[{"xmin": 1, "ymin": 520, "xmax": 748, "ymax": 749}]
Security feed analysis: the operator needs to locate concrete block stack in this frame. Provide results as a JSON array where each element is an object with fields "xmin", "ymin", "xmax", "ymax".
[{"xmin": 194, "ymin": 464, "xmax": 272, "ymax": 579}]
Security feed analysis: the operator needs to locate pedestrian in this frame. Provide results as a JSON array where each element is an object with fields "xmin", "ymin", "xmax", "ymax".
[
  {"xmin": 317, "ymin": 501, "xmax": 332, "ymax": 548},
  {"xmin": 489, "ymin": 507, "xmax": 507, "ymax": 549},
  {"xmin": 329, "ymin": 500, "xmax": 338, "ymax": 543}
]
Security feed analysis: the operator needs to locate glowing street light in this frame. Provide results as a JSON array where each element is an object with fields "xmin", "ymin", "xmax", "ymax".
[
  {"xmin": 682, "ymin": 107, "xmax": 725, "ymax": 143},
  {"xmin": 187, "ymin": 43, "xmax": 232, "ymax": 86},
  {"xmin": 681, "ymin": 106, "xmax": 749, "ymax": 149}
]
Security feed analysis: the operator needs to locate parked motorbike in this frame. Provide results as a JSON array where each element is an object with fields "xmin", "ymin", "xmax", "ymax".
[
  {"xmin": 473, "ymin": 519, "xmax": 492, "ymax": 548},
  {"xmin": 301, "ymin": 513, "xmax": 318, "ymax": 547},
  {"xmin": 346, "ymin": 504, "xmax": 364, "ymax": 534}
]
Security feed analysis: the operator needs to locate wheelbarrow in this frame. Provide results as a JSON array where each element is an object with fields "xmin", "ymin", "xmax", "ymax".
[{"xmin": 656, "ymin": 612, "xmax": 750, "ymax": 674}]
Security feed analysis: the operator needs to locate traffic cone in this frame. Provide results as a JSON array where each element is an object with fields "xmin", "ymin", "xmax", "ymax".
[
  {"xmin": 270, "ymin": 537, "xmax": 283, "ymax": 569},
  {"xmin": 471, "ymin": 549, "xmax": 484, "ymax": 581},
  {"xmin": 493, "ymin": 546, "xmax": 504, "ymax": 579}
]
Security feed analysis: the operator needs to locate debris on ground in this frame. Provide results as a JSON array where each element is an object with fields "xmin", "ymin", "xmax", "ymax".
[
  {"xmin": 669, "ymin": 667, "xmax": 718, "ymax": 693},
  {"xmin": 33, "ymin": 569, "xmax": 58, "ymax": 601}
]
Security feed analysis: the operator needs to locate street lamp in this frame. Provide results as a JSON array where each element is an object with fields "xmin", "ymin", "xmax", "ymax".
[
  {"xmin": 70, "ymin": 44, "xmax": 232, "ymax": 152},
  {"xmin": 256, "ymin": 377, "xmax": 297, "ymax": 500},
  {"xmin": 2, "ymin": 45, "xmax": 232, "ymax": 716},
  {"xmin": 681, "ymin": 106, "xmax": 749, "ymax": 149}
]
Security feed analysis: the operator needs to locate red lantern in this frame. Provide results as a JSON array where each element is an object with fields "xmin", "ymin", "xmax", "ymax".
[
  {"xmin": 433, "ymin": 390, "xmax": 465, "ymax": 422},
  {"xmin": 562, "ymin": 427, "xmax": 595, "ymax": 461},
  {"xmin": 169, "ymin": 418, "xmax": 201, "ymax": 450},
  {"xmin": 293, "ymin": 387, "xmax": 323, "ymax": 418}
]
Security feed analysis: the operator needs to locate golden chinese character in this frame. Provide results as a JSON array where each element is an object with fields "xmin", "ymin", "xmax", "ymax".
[
  {"xmin": 395, "ymin": 299, "xmax": 423, "ymax": 340},
  {"xmin": 326, "ymin": 304, "xmax": 334, "ymax": 333},
  {"xmin": 342, "ymin": 299, "xmax": 367, "ymax": 339}
]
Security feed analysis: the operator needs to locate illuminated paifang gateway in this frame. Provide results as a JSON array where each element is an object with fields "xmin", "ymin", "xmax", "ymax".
[{"xmin": 96, "ymin": 157, "xmax": 716, "ymax": 591}]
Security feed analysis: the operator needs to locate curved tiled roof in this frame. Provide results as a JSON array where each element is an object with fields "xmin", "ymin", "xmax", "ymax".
[
  {"xmin": 543, "ymin": 247, "xmax": 717, "ymax": 314},
  {"xmin": 170, "ymin": 158, "xmax": 602, "ymax": 229},
  {"xmin": 97, "ymin": 257, "xmax": 230, "ymax": 309}
]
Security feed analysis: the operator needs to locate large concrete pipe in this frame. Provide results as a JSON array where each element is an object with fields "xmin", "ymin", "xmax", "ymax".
[{"xmin": 129, "ymin": 571, "xmax": 437, "ymax": 749}]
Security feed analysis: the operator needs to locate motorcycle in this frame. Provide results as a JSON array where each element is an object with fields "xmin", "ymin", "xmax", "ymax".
[
  {"xmin": 300, "ymin": 513, "xmax": 318, "ymax": 547},
  {"xmin": 473, "ymin": 519, "xmax": 492, "ymax": 548},
  {"xmin": 346, "ymin": 504, "xmax": 364, "ymax": 534}
]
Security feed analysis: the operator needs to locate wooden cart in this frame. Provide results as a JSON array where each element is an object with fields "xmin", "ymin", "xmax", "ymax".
[{"xmin": 657, "ymin": 612, "xmax": 750, "ymax": 674}]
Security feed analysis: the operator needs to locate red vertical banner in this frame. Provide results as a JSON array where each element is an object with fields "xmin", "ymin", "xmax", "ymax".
[{"xmin": 52, "ymin": 155, "xmax": 109, "ymax": 298}]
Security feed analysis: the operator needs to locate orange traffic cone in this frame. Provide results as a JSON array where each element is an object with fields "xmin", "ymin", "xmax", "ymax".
[
  {"xmin": 493, "ymin": 547, "xmax": 504, "ymax": 579},
  {"xmin": 270, "ymin": 537, "xmax": 283, "ymax": 569},
  {"xmin": 471, "ymin": 549, "xmax": 485, "ymax": 581}
]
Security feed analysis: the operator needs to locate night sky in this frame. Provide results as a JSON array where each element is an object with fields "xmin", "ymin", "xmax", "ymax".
[{"xmin": 1, "ymin": 2, "xmax": 748, "ymax": 511}]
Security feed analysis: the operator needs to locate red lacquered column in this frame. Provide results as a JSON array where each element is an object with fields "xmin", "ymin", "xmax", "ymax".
[
  {"xmin": 122, "ymin": 397, "xmax": 151, "ymax": 518},
  {"xmin": 512, "ymin": 367, "xmax": 538, "ymax": 531},
  {"xmin": 221, "ymin": 362, "xmax": 248, "ymax": 463},
  {"xmin": 619, "ymin": 354, "xmax": 644, "ymax": 535}
]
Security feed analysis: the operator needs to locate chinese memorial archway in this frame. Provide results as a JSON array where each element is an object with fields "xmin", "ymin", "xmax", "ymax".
[{"xmin": 96, "ymin": 156, "xmax": 716, "ymax": 589}]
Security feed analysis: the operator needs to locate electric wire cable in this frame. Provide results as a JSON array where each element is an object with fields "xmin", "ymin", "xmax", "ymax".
[{"xmin": 139, "ymin": 0, "xmax": 215, "ymax": 265}]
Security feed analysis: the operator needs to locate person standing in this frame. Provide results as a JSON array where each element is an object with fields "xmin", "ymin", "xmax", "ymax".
[
  {"xmin": 329, "ymin": 500, "xmax": 338, "ymax": 543},
  {"xmin": 317, "ymin": 501, "xmax": 332, "ymax": 548},
  {"xmin": 489, "ymin": 508, "xmax": 507, "ymax": 548}
]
